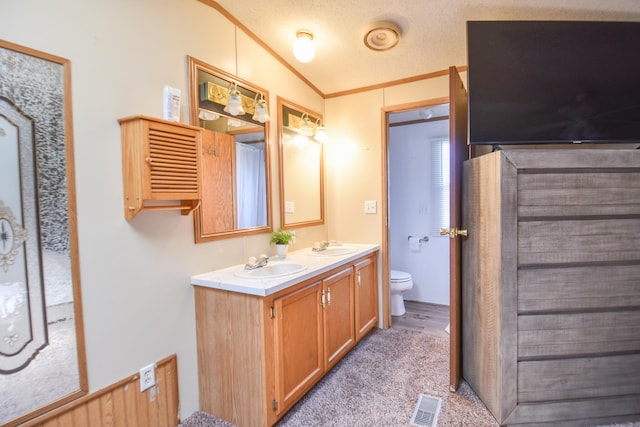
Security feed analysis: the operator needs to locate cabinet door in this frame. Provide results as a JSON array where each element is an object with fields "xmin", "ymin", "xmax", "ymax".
[
  {"xmin": 323, "ymin": 267, "xmax": 355, "ymax": 370},
  {"xmin": 355, "ymin": 256, "xmax": 378, "ymax": 342},
  {"xmin": 273, "ymin": 281, "xmax": 324, "ymax": 414},
  {"xmin": 199, "ymin": 129, "xmax": 236, "ymax": 233}
]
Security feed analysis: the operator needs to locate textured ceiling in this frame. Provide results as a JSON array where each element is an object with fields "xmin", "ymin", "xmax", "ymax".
[{"xmin": 213, "ymin": 0, "xmax": 640, "ymax": 96}]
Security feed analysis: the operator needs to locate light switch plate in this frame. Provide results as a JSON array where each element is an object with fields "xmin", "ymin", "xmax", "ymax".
[
  {"xmin": 285, "ymin": 201, "xmax": 295, "ymax": 213},
  {"xmin": 364, "ymin": 200, "xmax": 377, "ymax": 214}
]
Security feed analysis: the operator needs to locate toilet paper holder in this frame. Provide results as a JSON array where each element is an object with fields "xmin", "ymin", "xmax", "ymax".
[{"xmin": 408, "ymin": 235, "xmax": 429, "ymax": 243}]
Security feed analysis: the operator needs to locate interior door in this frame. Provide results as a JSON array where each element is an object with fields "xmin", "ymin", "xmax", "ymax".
[{"xmin": 447, "ymin": 66, "xmax": 469, "ymax": 392}]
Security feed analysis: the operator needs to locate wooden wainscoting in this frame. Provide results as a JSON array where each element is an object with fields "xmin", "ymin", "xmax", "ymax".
[{"xmin": 22, "ymin": 354, "xmax": 179, "ymax": 427}]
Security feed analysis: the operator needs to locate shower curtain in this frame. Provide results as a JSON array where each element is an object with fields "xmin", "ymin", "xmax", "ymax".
[{"xmin": 236, "ymin": 142, "xmax": 267, "ymax": 228}]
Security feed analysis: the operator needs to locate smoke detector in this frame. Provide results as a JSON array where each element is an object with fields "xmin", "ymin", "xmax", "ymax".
[{"xmin": 364, "ymin": 21, "xmax": 401, "ymax": 51}]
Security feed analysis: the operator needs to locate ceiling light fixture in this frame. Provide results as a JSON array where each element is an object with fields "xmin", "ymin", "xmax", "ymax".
[
  {"xmin": 293, "ymin": 29, "xmax": 316, "ymax": 63},
  {"xmin": 364, "ymin": 21, "xmax": 401, "ymax": 51},
  {"xmin": 224, "ymin": 82, "xmax": 245, "ymax": 116}
]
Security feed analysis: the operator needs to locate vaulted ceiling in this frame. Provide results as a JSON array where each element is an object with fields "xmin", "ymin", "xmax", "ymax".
[{"xmin": 212, "ymin": 0, "xmax": 640, "ymax": 97}]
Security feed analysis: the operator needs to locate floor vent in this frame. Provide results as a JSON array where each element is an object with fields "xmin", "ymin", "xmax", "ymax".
[{"xmin": 410, "ymin": 394, "xmax": 442, "ymax": 427}]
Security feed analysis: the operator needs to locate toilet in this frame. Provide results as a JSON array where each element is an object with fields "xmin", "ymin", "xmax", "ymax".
[{"xmin": 390, "ymin": 270, "xmax": 413, "ymax": 316}]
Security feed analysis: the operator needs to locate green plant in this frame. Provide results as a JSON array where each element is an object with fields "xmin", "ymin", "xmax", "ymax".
[{"xmin": 270, "ymin": 228, "xmax": 295, "ymax": 245}]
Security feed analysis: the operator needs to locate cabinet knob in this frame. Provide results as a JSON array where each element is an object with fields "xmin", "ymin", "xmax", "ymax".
[{"xmin": 145, "ymin": 156, "xmax": 153, "ymax": 163}]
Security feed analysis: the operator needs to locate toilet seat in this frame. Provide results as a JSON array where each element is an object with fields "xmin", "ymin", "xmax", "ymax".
[
  {"xmin": 390, "ymin": 269, "xmax": 411, "ymax": 283},
  {"xmin": 390, "ymin": 270, "xmax": 413, "ymax": 316}
]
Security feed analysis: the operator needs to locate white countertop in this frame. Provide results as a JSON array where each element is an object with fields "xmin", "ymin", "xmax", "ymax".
[{"xmin": 190, "ymin": 243, "xmax": 379, "ymax": 296}]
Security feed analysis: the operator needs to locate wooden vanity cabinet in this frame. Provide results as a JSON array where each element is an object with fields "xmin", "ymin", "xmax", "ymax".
[
  {"xmin": 354, "ymin": 256, "xmax": 378, "ymax": 342},
  {"xmin": 195, "ymin": 252, "xmax": 377, "ymax": 427},
  {"xmin": 273, "ymin": 280, "xmax": 324, "ymax": 414},
  {"xmin": 322, "ymin": 267, "xmax": 356, "ymax": 370}
]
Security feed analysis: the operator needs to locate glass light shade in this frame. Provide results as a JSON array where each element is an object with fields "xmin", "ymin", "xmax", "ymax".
[
  {"xmin": 293, "ymin": 32, "xmax": 316, "ymax": 63},
  {"xmin": 224, "ymin": 91, "xmax": 245, "ymax": 116},
  {"xmin": 252, "ymin": 99, "xmax": 270, "ymax": 123},
  {"xmin": 299, "ymin": 118, "xmax": 314, "ymax": 136},
  {"xmin": 227, "ymin": 118, "xmax": 244, "ymax": 128},
  {"xmin": 199, "ymin": 109, "xmax": 220, "ymax": 121},
  {"xmin": 314, "ymin": 126, "xmax": 328, "ymax": 142}
]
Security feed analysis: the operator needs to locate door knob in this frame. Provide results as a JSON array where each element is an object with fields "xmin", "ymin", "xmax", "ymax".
[{"xmin": 440, "ymin": 227, "xmax": 468, "ymax": 239}]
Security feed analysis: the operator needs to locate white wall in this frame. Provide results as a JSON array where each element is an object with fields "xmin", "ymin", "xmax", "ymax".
[
  {"xmin": 324, "ymin": 74, "xmax": 464, "ymax": 245},
  {"xmin": 1, "ymin": 0, "xmax": 325, "ymax": 420},
  {"xmin": 388, "ymin": 121, "xmax": 450, "ymax": 306}
]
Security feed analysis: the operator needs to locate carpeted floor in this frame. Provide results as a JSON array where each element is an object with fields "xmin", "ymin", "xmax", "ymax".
[
  {"xmin": 179, "ymin": 327, "xmax": 498, "ymax": 426},
  {"xmin": 178, "ymin": 327, "xmax": 640, "ymax": 427}
]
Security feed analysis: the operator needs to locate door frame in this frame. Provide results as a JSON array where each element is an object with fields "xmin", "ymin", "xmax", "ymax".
[{"xmin": 380, "ymin": 96, "xmax": 450, "ymax": 329}]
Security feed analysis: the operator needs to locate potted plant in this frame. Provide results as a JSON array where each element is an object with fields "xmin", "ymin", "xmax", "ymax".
[{"xmin": 270, "ymin": 228, "xmax": 295, "ymax": 258}]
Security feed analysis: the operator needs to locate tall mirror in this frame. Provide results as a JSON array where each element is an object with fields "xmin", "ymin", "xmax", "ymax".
[
  {"xmin": 277, "ymin": 97, "xmax": 325, "ymax": 229},
  {"xmin": 188, "ymin": 56, "xmax": 272, "ymax": 242},
  {"xmin": 0, "ymin": 41, "xmax": 87, "ymax": 426}
]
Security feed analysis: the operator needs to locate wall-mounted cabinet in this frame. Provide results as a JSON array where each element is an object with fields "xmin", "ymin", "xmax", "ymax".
[
  {"xmin": 194, "ymin": 252, "xmax": 378, "ymax": 427},
  {"xmin": 119, "ymin": 115, "xmax": 202, "ymax": 219}
]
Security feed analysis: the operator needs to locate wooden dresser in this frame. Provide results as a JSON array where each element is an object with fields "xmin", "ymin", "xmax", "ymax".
[{"xmin": 462, "ymin": 149, "xmax": 640, "ymax": 426}]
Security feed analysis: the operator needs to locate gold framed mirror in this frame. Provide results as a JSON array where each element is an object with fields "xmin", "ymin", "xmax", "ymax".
[
  {"xmin": 277, "ymin": 97, "xmax": 325, "ymax": 229},
  {"xmin": 188, "ymin": 56, "xmax": 272, "ymax": 242},
  {"xmin": 0, "ymin": 40, "xmax": 87, "ymax": 426}
]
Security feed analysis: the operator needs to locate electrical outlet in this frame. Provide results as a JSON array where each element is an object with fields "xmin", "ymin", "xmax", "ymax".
[
  {"xmin": 364, "ymin": 200, "xmax": 377, "ymax": 214},
  {"xmin": 140, "ymin": 363, "xmax": 155, "ymax": 392}
]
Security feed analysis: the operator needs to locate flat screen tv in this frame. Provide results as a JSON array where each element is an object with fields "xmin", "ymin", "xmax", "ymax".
[{"xmin": 467, "ymin": 21, "xmax": 640, "ymax": 145}]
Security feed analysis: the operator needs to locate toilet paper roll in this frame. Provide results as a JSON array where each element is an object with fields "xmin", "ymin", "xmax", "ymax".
[{"xmin": 409, "ymin": 237, "xmax": 420, "ymax": 252}]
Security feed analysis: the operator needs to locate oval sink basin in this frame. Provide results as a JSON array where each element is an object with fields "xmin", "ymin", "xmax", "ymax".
[
  {"xmin": 234, "ymin": 262, "xmax": 307, "ymax": 279},
  {"xmin": 307, "ymin": 246, "xmax": 357, "ymax": 257}
]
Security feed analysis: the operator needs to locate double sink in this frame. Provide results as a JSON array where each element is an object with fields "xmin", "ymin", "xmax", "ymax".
[{"xmin": 234, "ymin": 246, "xmax": 358, "ymax": 279}]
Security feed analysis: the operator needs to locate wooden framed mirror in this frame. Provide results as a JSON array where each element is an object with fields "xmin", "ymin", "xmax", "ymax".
[
  {"xmin": 277, "ymin": 97, "xmax": 325, "ymax": 229},
  {"xmin": 188, "ymin": 56, "xmax": 272, "ymax": 242},
  {"xmin": 0, "ymin": 40, "xmax": 87, "ymax": 426}
]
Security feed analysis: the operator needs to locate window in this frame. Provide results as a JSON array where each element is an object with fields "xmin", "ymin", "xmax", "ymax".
[{"xmin": 430, "ymin": 138, "xmax": 449, "ymax": 235}]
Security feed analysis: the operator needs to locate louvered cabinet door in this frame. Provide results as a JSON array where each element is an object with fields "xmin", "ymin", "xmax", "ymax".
[{"xmin": 119, "ymin": 115, "xmax": 202, "ymax": 219}]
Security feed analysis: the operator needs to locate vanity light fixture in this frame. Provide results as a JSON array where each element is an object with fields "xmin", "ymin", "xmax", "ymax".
[
  {"xmin": 298, "ymin": 112, "xmax": 315, "ymax": 136},
  {"xmin": 198, "ymin": 109, "xmax": 220, "ymax": 121},
  {"xmin": 224, "ymin": 82, "xmax": 245, "ymax": 116},
  {"xmin": 252, "ymin": 93, "xmax": 270, "ymax": 123},
  {"xmin": 314, "ymin": 119, "xmax": 328, "ymax": 142},
  {"xmin": 227, "ymin": 118, "xmax": 244, "ymax": 128},
  {"xmin": 293, "ymin": 30, "xmax": 316, "ymax": 63}
]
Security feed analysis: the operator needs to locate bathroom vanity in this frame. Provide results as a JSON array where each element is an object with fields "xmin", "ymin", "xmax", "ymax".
[{"xmin": 191, "ymin": 244, "xmax": 379, "ymax": 427}]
